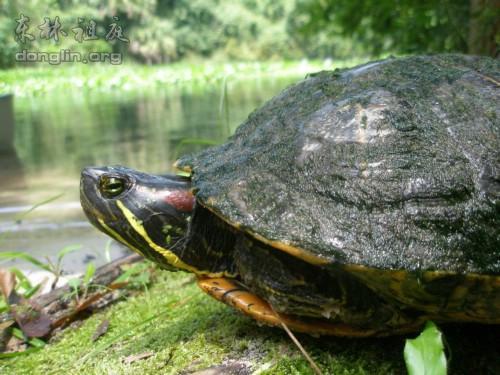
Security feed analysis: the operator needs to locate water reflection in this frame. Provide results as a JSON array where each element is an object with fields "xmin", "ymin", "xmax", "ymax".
[
  {"xmin": 0, "ymin": 94, "xmax": 26, "ymax": 193},
  {"xmin": 0, "ymin": 75, "xmax": 301, "ymax": 271},
  {"xmin": 12, "ymin": 77, "xmax": 298, "ymax": 177}
]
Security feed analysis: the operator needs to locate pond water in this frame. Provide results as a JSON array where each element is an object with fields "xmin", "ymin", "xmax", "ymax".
[{"xmin": 0, "ymin": 74, "xmax": 302, "ymax": 275}]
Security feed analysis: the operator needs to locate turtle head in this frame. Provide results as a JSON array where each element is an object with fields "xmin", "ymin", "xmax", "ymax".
[{"xmin": 80, "ymin": 166, "xmax": 195, "ymax": 270}]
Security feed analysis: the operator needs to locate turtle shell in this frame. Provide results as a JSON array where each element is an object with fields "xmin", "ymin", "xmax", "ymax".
[{"xmin": 176, "ymin": 54, "xmax": 500, "ymax": 276}]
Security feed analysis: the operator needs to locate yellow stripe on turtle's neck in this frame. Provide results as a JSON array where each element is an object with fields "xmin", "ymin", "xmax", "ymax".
[
  {"xmin": 98, "ymin": 217, "xmax": 145, "ymax": 257},
  {"xmin": 116, "ymin": 200, "xmax": 233, "ymax": 278}
]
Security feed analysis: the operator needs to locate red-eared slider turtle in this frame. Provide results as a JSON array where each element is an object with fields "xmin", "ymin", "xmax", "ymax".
[{"xmin": 80, "ymin": 54, "xmax": 500, "ymax": 336}]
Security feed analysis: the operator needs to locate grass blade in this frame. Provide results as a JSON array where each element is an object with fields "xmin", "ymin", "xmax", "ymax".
[
  {"xmin": 174, "ymin": 138, "xmax": 219, "ymax": 158},
  {"xmin": 57, "ymin": 245, "xmax": 83, "ymax": 264},
  {"xmin": 104, "ymin": 240, "xmax": 113, "ymax": 263},
  {"xmin": 83, "ymin": 263, "xmax": 96, "ymax": 287},
  {"xmin": 219, "ymin": 75, "xmax": 231, "ymax": 134},
  {"xmin": 14, "ymin": 193, "xmax": 65, "ymax": 223},
  {"xmin": 0, "ymin": 252, "xmax": 51, "ymax": 272},
  {"xmin": 0, "ymin": 347, "xmax": 42, "ymax": 358}
]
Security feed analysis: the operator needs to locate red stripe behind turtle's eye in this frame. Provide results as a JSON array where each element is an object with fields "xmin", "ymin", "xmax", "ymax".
[{"xmin": 163, "ymin": 190, "xmax": 195, "ymax": 212}]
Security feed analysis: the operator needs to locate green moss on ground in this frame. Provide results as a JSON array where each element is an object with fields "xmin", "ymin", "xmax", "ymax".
[{"xmin": 1, "ymin": 269, "xmax": 498, "ymax": 374}]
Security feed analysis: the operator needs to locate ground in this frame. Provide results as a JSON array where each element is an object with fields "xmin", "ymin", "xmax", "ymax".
[{"xmin": 0, "ymin": 268, "xmax": 498, "ymax": 374}]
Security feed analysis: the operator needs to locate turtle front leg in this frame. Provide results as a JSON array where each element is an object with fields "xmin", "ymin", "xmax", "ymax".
[{"xmin": 197, "ymin": 277, "xmax": 426, "ymax": 337}]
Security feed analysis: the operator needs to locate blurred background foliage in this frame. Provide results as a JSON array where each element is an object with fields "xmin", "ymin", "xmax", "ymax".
[
  {"xmin": 0, "ymin": 0, "xmax": 498, "ymax": 69},
  {"xmin": 291, "ymin": 0, "xmax": 499, "ymax": 57}
]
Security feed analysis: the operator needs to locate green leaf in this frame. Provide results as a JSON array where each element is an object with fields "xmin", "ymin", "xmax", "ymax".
[
  {"xmin": 114, "ymin": 263, "xmax": 148, "ymax": 284},
  {"xmin": 83, "ymin": 263, "xmax": 96, "ymax": 287},
  {"xmin": 68, "ymin": 278, "xmax": 81, "ymax": 292},
  {"xmin": 28, "ymin": 337, "xmax": 46, "ymax": 348},
  {"xmin": 23, "ymin": 283, "xmax": 42, "ymax": 299},
  {"xmin": 12, "ymin": 327, "xmax": 26, "ymax": 341},
  {"xmin": 134, "ymin": 272, "xmax": 150, "ymax": 286},
  {"xmin": 9, "ymin": 267, "xmax": 33, "ymax": 290},
  {"xmin": 9, "ymin": 267, "xmax": 30, "ymax": 284},
  {"xmin": 0, "ymin": 298, "xmax": 9, "ymax": 313},
  {"xmin": 0, "ymin": 252, "xmax": 51, "ymax": 272},
  {"xmin": 57, "ymin": 245, "xmax": 83, "ymax": 263},
  {"xmin": 404, "ymin": 321, "xmax": 447, "ymax": 375}
]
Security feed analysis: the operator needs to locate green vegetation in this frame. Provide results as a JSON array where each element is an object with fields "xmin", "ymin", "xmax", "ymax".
[
  {"xmin": 0, "ymin": 59, "xmax": 360, "ymax": 97},
  {"xmin": 292, "ymin": 0, "xmax": 499, "ymax": 57},
  {"xmin": 0, "ymin": 1, "xmax": 498, "ymax": 373},
  {"xmin": 1, "ymin": 266, "xmax": 498, "ymax": 374},
  {"xmin": 0, "ymin": 270, "xmax": 406, "ymax": 374},
  {"xmin": 404, "ymin": 321, "xmax": 447, "ymax": 375},
  {"xmin": 0, "ymin": 245, "xmax": 83, "ymax": 307},
  {"xmin": 0, "ymin": 0, "xmax": 332, "ymax": 69},
  {"xmin": 1, "ymin": 0, "xmax": 497, "ymax": 70}
]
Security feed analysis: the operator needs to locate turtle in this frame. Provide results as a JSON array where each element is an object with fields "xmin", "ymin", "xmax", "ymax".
[{"xmin": 80, "ymin": 54, "xmax": 500, "ymax": 337}]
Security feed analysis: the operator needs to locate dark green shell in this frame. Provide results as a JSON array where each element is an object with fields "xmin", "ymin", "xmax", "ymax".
[{"xmin": 177, "ymin": 54, "xmax": 500, "ymax": 275}]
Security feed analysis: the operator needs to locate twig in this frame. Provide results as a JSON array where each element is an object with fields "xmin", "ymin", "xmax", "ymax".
[{"xmin": 271, "ymin": 307, "xmax": 324, "ymax": 375}]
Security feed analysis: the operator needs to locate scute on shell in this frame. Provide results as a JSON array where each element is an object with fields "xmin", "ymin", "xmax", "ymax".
[{"xmin": 176, "ymin": 54, "xmax": 500, "ymax": 274}]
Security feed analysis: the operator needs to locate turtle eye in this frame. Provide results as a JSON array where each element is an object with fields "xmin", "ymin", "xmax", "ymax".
[{"xmin": 99, "ymin": 176, "xmax": 127, "ymax": 198}]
